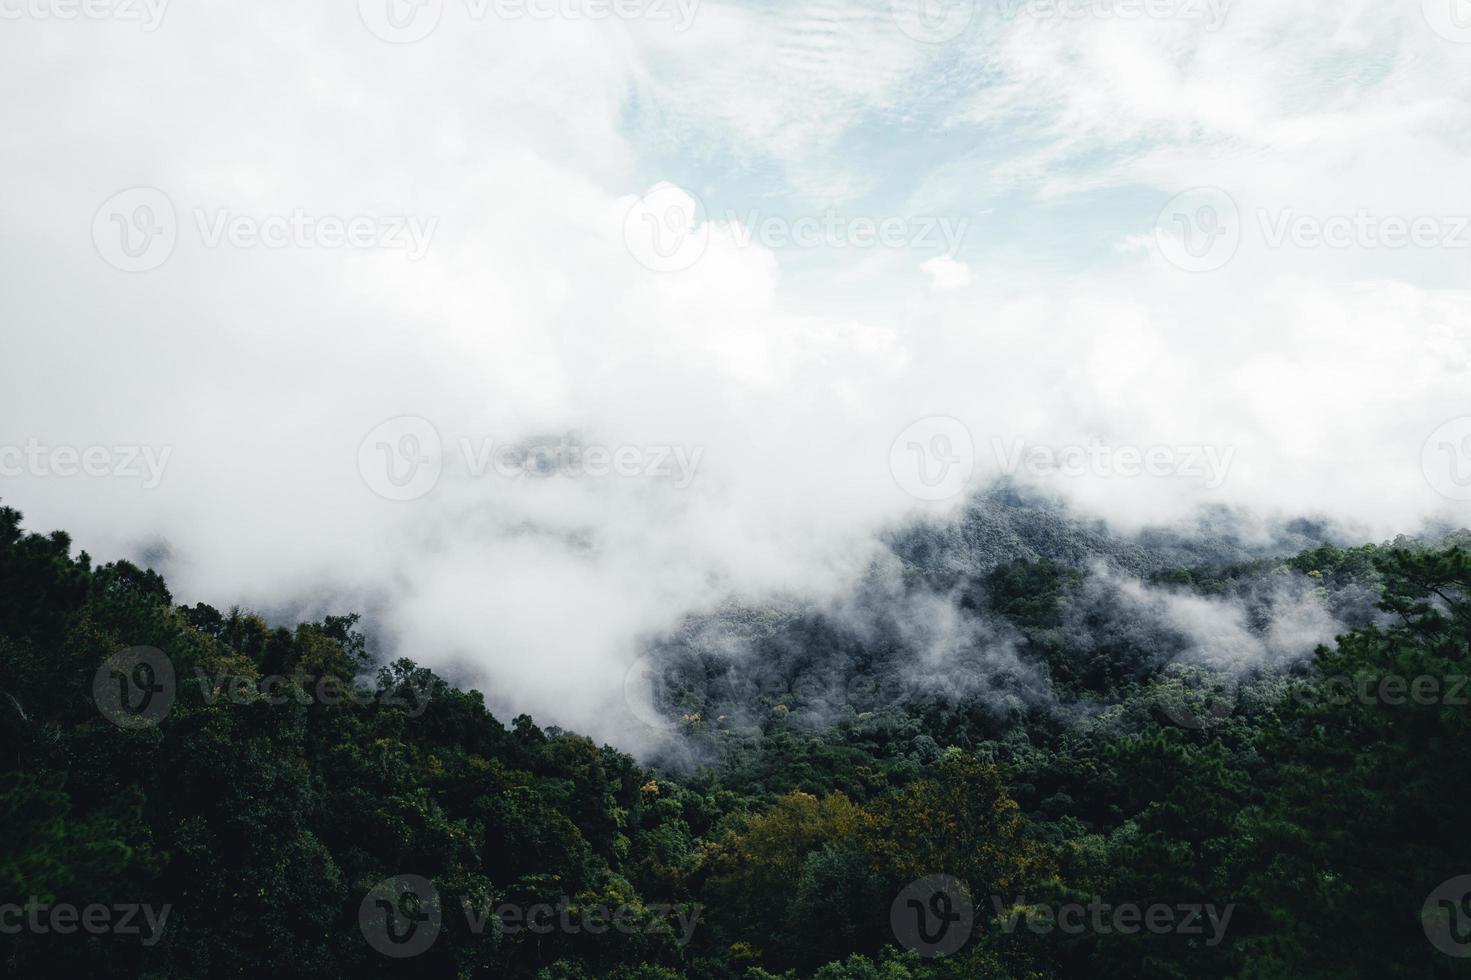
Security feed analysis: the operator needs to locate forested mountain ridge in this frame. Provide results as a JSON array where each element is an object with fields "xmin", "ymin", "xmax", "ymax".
[
  {"xmin": 637, "ymin": 487, "xmax": 1394, "ymax": 755},
  {"xmin": 3, "ymin": 497, "xmax": 1470, "ymax": 978},
  {"xmin": 886, "ymin": 483, "xmax": 1343, "ymax": 582}
]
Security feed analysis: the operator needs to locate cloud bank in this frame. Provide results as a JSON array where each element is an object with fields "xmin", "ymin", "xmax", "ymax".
[{"xmin": 1, "ymin": 0, "xmax": 1468, "ymax": 747}]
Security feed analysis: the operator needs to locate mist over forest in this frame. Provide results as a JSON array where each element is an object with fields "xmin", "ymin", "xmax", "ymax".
[
  {"xmin": 6, "ymin": 488, "xmax": 1471, "ymax": 976},
  {"xmin": 6, "ymin": 0, "xmax": 1471, "ymax": 976}
]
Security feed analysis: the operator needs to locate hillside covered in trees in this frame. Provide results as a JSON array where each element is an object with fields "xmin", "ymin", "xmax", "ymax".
[{"xmin": 3, "ymin": 496, "xmax": 1470, "ymax": 978}]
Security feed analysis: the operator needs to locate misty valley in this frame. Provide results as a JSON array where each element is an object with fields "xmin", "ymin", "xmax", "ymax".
[
  {"xmin": 4, "ymin": 489, "xmax": 1469, "ymax": 978},
  {"xmin": 6, "ymin": 5, "xmax": 1471, "ymax": 977}
]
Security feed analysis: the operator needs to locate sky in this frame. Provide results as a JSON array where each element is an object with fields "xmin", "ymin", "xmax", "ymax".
[{"xmin": 2, "ymin": 0, "xmax": 1470, "ymax": 747}]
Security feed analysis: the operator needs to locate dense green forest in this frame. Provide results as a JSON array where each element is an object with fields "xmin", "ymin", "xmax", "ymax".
[{"xmin": 3, "ymin": 496, "xmax": 1470, "ymax": 978}]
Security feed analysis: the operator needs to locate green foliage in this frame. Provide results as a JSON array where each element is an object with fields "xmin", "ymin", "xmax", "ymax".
[{"xmin": 3, "ymin": 501, "xmax": 1470, "ymax": 978}]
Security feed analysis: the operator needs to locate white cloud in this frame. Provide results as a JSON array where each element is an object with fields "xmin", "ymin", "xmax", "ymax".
[{"xmin": 1, "ymin": 0, "xmax": 1469, "ymax": 749}]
